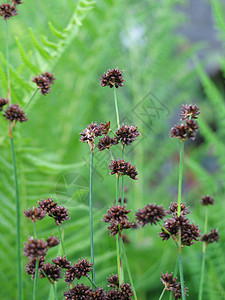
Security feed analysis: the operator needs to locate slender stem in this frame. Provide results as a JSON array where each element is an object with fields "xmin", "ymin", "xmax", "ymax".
[
  {"xmin": 122, "ymin": 242, "xmax": 137, "ymax": 300},
  {"xmin": 33, "ymin": 222, "xmax": 37, "ymax": 239},
  {"xmin": 23, "ymin": 88, "xmax": 38, "ymax": 111},
  {"xmin": 121, "ymin": 145, "xmax": 125, "ymax": 205},
  {"xmin": 169, "ymin": 256, "xmax": 179, "ymax": 300},
  {"xmin": 58, "ymin": 225, "xmax": 65, "ymax": 256},
  {"xmin": 198, "ymin": 207, "xmax": 208, "ymax": 300},
  {"xmin": 53, "ymin": 282, "xmax": 58, "ymax": 300},
  {"xmin": 10, "ymin": 136, "xmax": 22, "ymax": 300},
  {"xmin": 87, "ymin": 275, "xmax": 97, "ymax": 289},
  {"xmin": 159, "ymin": 287, "xmax": 166, "ymax": 300},
  {"xmin": 5, "ymin": 21, "xmax": 11, "ymax": 104},
  {"xmin": 178, "ymin": 252, "xmax": 186, "ymax": 300},
  {"xmin": 113, "ymin": 86, "xmax": 120, "ymax": 128},
  {"xmin": 116, "ymin": 175, "xmax": 120, "ymax": 204},
  {"xmin": 116, "ymin": 234, "xmax": 121, "ymax": 284},
  {"xmin": 89, "ymin": 151, "xmax": 95, "ymax": 285},
  {"xmin": 33, "ymin": 260, "xmax": 39, "ymax": 300},
  {"xmin": 177, "ymin": 142, "xmax": 184, "ymax": 217}
]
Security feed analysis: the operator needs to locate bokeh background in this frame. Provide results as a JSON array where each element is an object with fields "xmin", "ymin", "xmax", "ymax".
[{"xmin": 0, "ymin": 0, "xmax": 225, "ymax": 299}]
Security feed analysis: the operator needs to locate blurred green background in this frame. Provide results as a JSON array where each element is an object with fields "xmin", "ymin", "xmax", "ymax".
[{"xmin": 0, "ymin": 0, "xmax": 225, "ymax": 299}]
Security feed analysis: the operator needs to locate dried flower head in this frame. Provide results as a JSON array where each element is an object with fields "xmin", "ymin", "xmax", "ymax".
[
  {"xmin": 11, "ymin": 0, "xmax": 23, "ymax": 5},
  {"xmin": 63, "ymin": 284, "xmax": 92, "ymax": 300},
  {"xmin": 160, "ymin": 272, "xmax": 188, "ymax": 300},
  {"xmin": 46, "ymin": 236, "xmax": 60, "ymax": 248},
  {"xmin": 201, "ymin": 228, "xmax": 219, "ymax": 244},
  {"xmin": 100, "ymin": 68, "xmax": 124, "ymax": 88},
  {"xmin": 38, "ymin": 198, "xmax": 58, "ymax": 214},
  {"xmin": 39, "ymin": 262, "xmax": 62, "ymax": 283},
  {"xmin": 49, "ymin": 205, "xmax": 70, "ymax": 226},
  {"xmin": 32, "ymin": 72, "xmax": 55, "ymax": 95},
  {"xmin": 3, "ymin": 104, "xmax": 28, "ymax": 123},
  {"xmin": 79, "ymin": 122, "xmax": 103, "ymax": 152},
  {"xmin": 24, "ymin": 238, "xmax": 48, "ymax": 259},
  {"xmin": 52, "ymin": 256, "xmax": 71, "ymax": 269},
  {"xmin": 115, "ymin": 124, "xmax": 140, "ymax": 146},
  {"xmin": 135, "ymin": 204, "xmax": 166, "ymax": 227},
  {"xmin": 0, "ymin": 3, "xmax": 18, "ymax": 20},
  {"xmin": 26, "ymin": 256, "xmax": 45, "ymax": 280},
  {"xmin": 89, "ymin": 287, "xmax": 106, "ymax": 299},
  {"xmin": 171, "ymin": 120, "xmax": 199, "ymax": 141},
  {"xmin": 107, "ymin": 274, "xmax": 119, "ymax": 288},
  {"xmin": 200, "ymin": 195, "xmax": 214, "ymax": 206},
  {"xmin": 159, "ymin": 215, "xmax": 201, "ymax": 246},
  {"xmin": 167, "ymin": 203, "xmax": 190, "ymax": 216},
  {"xmin": 0, "ymin": 98, "xmax": 8, "ymax": 110},
  {"xmin": 97, "ymin": 135, "xmax": 118, "ymax": 151},
  {"xmin": 65, "ymin": 258, "xmax": 92, "ymax": 284},
  {"xmin": 109, "ymin": 159, "xmax": 138, "ymax": 180},
  {"xmin": 100, "ymin": 121, "xmax": 110, "ymax": 135},
  {"xmin": 106, "ymin": 283, "xmax": 133, "ymax": 300},
  {"xmin": 180, "ymin": 104, "xmax": 200, "ymax": 120},
  {"xmin": 24, "ymin": 207, "xmax": 46, "ymax": 223}
]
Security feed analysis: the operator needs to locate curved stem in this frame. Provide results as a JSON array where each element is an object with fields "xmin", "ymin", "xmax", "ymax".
[
  {"xmin": 23, "ymin": 88, "xmax": 38, "ymax": 111},
  {"xmin": 10, "ymin": 136, "xmax": 22, "ymax": 300},
  {"xmin": 178, "ymin": 252, "xmax": 186, "ymax": 300},
  {"xmin": 58, "ymin": 225, "xmax": 65, "ymax": 256},
  {"xmin": 33, "ymin": 260, "xmax": 39, "ymax": 300},
  {"xmin": 113, "ymin": 86, "xmax": 120, "ymax": 129},
  {"xmin": 87, "ymin": 275, "xmax": 97, "ymax": 289},
  {"xmin": 89, "ymin": 151, "xmax": 95, "ymax": 285},
  {"xmin": 177, "ymin": 142, "xmax": 184, "ymax": 217},
  {"xmin": 159, "ymin": 287, "xmax": 166, "ymax": 300}
]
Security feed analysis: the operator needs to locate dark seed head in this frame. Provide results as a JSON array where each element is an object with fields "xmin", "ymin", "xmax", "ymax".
[
  {"xmin": 24, "ymin": 238, "xmax": 48, "ymax": 259},
  {"xmin": 200, "ymin": 195, "xmax": 214, "ymax": 206},
  {"xmin": 0, "ymin": 3, "xmax": 18, "ymax": 20},
  {"xmin": 115, "ymin": 124, "xmax": 140, "ymax": 146},
  {"xmin": 3, "ymin": 104, "xmax": 28, "ymax": 123},
  {"xmin": 180, "ymin": 104, "xmax": 200, "ymax": 120},
  {"xmin": 63, "ymin": 284, "xmax": 92, "ymax": 300},
  {"xmin": 107, "ymin": 274, "xmax": 119, "ymax": 288},
  {"xmin": 52, "ymin": 256, "xmax": 71, "ymax": 269},
  {"xmin": 109, "ymin": 159, "xmax": 138, "ymax": 180},
  {"xmin": 38, "ymin": 197, "xmax": 58, "ymax": 214},
  {"xmin": 39, "ymin": 262, "xmax": 62, "ymax": 282},
  {"xmin": 135, "ymin": 204, "xmax": 166, "ymax": 227},
  {"xmin": 49, "ymin": 205, "xmax": 70, "ymax": 226},
  {"xmin": 167, "ymin": 203, "xmax": 190, "ymax": 216},
  {"xmin": 46, "ymin": 236, "xmax": 60, "ymax": 248},
  {"xmin": 201, "ymin": 228, "xmax": 219, "ymax": 245},
  {"xmin": 26, "ymin": 256, "xmax": 45, "ymax": 280},
  {"xmin": 97, "ymin": 135, "xmax": 118, "ymax": 151},
  {"xmin": 65, "ymin": 258, "xmax": 92, "ymax": 284},
  {"xmin": 100, "ymin": 68, "xmax": 124, "ymax": 89},
  {"xmin": 24, "ymin": 207, "xmax": 46, "ymax": 223},
  {"xmin": 32, "ymin": 72, "xmax": 55, "ymax": 95},
  {"xmin": 0, "ymin": 98, "xmax": 8, "ymax": 110}
]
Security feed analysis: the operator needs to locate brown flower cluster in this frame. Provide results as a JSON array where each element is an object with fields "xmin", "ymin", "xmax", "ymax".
[
  {"xmin": 52, "ymin": 256, "xmax": 71, "ymax": 269},
  {"xmin": 200, "ymin": 195, "xmax": 214, "ymax": 206},
  {"xmin": 135, "ymin": 204, "xmax": 166, "ymax": 227},
  {"xmin": 100, "ymin": 68, "xmax": 124, "ymax": 89},
  {"xmin": 103, "ymin": 205, "xmax": 132, "ymax": 236},
  {"xmin": 24, "ymin": 207, "xmax": 46, "ymax": 223},
  {"xmin": 3, "ymin": 104, "xmax": 28, "ymax": 123},
  {"xmin": 46, "ymin": 236, "xmax": 60, "ymax": 248},
  {"xmin": 0, "ymin": 98, "xmax": 8, "ymax": 110},
  {"xmin": 107, "ymin": 274, "xmax": 119, "ymax": 288},
  {"xmin": 38, "ymin": 198, "xmax": 70, "ymax": 226},
  {"xmin": 115, "ymin": 124, "xmax": 140, "ymax": 146},
  {"xmin": 201, "ymin": 228, "xmax": 219, "ymax": 245},
  {"xmin": 0, "ymin": 3, "xmax": 18, "ymax": 20},
  {"xmin": 167, "ymin": 202, "xmax": 190, "ymax": 216},
  {"xmin": 26, "ymin": 256, "xmax": 45, "ymax": 280},
  {"xmin": 106, "ymin": 283, "xmax": 133, "ymax": 300},
  {"xmin": 39, "ymin": 262, "xmax": 62, "ymax": 283},
  {"xmin": 64, "ymin": 284, "xmax": 106, "ymax": 300},
  {"xmin": 171, "ymin": 104, "xmax": 200, "ymax": 141},
  {"xmin": 65, "ymin": 258, "xmax": 92, "ymax": 284},
  {"xmin": 160, "ymin": 272, "xmax": 188, "ymax": 300},
  {"xmin": 32, "ymin": 72, "xmax": 55, "ymax": 95},
  {"xmin": 24, "ymin": 238, "xmax": 48, "ymax": 260},
  {"xmin": 109, "ymin": 159, "xmax": 138, "ymax": 180}
]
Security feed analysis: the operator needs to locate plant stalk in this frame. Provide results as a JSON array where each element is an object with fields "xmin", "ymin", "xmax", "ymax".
[
  {"xmin": 10, "ymin": 136, "xmax": 22, "ymax": 300},
  {"xmin": 159, "ymin": 287, "xmax": 166, "ymax": 300},
  {"xmin": 89, "ymin": 151, "xmax": 95, "ymax": 285},
  {"xmin": 33, "ymin": 260, "xmax": 39, "ymax": 300},
  {"xmin": 178, "ymin": 252, "xmax": 186, "ymax": 300},
  {"xmin": 33, "ymin": 222, "xmax": 37, "ymax": 239},
  {"xmin": 23, "ymin": 88, "xmax": 38, "ymax": 111},
  {"xmin": 87, "ymin": 275, "xmax": 97, "ymax": 289},
  {"xmin": 121, "ymin": 145, "xmax": 125, "ymax": 205},
  {"xmin": 177, "ymin": 142, "xmax": 184, "ymax": 217},
  {"xmin": 53, "ymin": 282, "xmax": 58, "ymax": 300},
  {"xmin": 113, "ymin": 86, "xmax": 120, "ymax": 128},
  {"xmin": 5, "ymin": 20, "xmax": 11, "ymax": 104},
  {"xmin": 58, "ymin": 225, "xmax": 65, "ymax": 256}
]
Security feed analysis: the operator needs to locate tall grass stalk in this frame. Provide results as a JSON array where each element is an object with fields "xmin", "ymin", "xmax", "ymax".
[
  {"xmin": 198, "ymin": 207, "xmax": 208, "ymax": 300},
  {"xmin": 33, "ymin": 261, "xmax": 39, "ymax": 300},
  {"xmin": 178, "ymin": 251, "xmax": 186, "ymax": 300},
  {"xmin": 159, "ymin": 287, "xmax": 166, "ymax": 300},
  {"xmin": 113, "ymin": 86, "xmax": 120, "ymax": 128},
  {"xmin": 5, "ymin": 21, "xmax": 11, "ymax": 104},
  {"xmin": 89, "ymin": 151, "xmax": 95, "ymax": 285},
  {"xmin": 53, "ymin": 283, "xmax": 58, "ymax": 300},
  {"xmin": 23, "ymin": 88, "xmax": 38, "ymax": 111},
  {"xmin": 58, "ymin": 225, "xmax": 66, "ymax": 256},
  {"xmin": 177, "ymin": 142, "xmax": 184, "ymax": 217}
]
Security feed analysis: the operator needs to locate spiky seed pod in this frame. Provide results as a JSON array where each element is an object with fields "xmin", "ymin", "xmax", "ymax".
[
  {"xmin": 79, "ymin": 122, "xmax": 103, "ymax": 152},
  {"xmin": 100, "ymin": 68, "xmax": 124, "ymax": 88},
  {"xmin": 3, "ymin": 104, "xmax": 28, "ymax": 123},
  {"xmin": 63, "ymin": 284, "xmax": 92, "ymax": 299},
  {"xmin": 26, "ymin": 256, "xmax": 45, "ymax": 280},
  {"xmin": 65, "ymin": 258, "xmax": 92, "ymax": 284},
  {"xmin": 180, "ymin": 104, "xmax": 200, "ymax": 120},
  {"xmin": 46, "ymin": 236, "xmax": 60, "ymax": 248},
  {"xmin": 107, "ymin": 274, "xmax": 119, "ymax": 288},
  {"xmin": 38, "ymin": 197, "xmax": 58, "ymax": 214},
  {"xmin": 109, "ymin": 159, "xmax": 138, "ymax": 180},
  {"xmin": 52, "ymin": 256, "xmax": 71, "ymax": 269},
  {"xmin": 0, "ymin": 3, "xmax": 18, "ymax": 20},
  {"xmin": 39, "ymin": 262, "xmax": 62, "ymax": 282},
  {"xmin": 32, "ymin": 72, "xmax": 55, "ymax": 95},
  {"xmin": 120, "ymin": 283, "xmax": 134, "ymax": 299},
  {"xmin": 107, "ymin": 219, "xmax": 132, "ymax": 236},
  {"xmin": 200, "ymin": 195, "xmax": 214, "ymax": 206},
  {"xmin": 167, "ymin": 203, "xmax": 190, "ymax": 216},
  {"xmin": 160, "ymin": 272, "xmax": 177, "ymax": 291},
  {"xmin": 135, "ymin": 204, "xmax": 166, "ymax": 227},
  {"xmin": 11, "ymin": 0, "xmax": 23, "ymax": 5},
  {"xmin": 24, "ymin": 238, "xmax": 48, "ymax": 259},
  {"xmin": 100, "ymin": 121, "xmax": 110, "ymax": 135},
  {"xmin": 49, "ymin": 205, "xmax": 70, "ymax": 226},
  {"xmin": 24, "ymin": 207, "xmax": 46, "ymax": 223},
  {"xmin": 201, "ymin": 228, "xmax": 219, "ymax": 244},
  {"xmin": 103, "ymin": 205, "xmax": 131, "ymax": 223},
  {"xmin": 0, "ymin": 98, "xmax": 8, "ymax": 110},
  {"xmin": 89, "ymin": 287, "xmax": 106, "ymax": 299},
  {"xmin": 105, "ymin": 289, "xmax": 121, "ymax": 299},
  {"xmin": 97, "ymin": 135, "xmax": 118, "ymax": 151},
  {"xmin": 115, "ymin": 124, "xmax": 140, "ymax": 146}
]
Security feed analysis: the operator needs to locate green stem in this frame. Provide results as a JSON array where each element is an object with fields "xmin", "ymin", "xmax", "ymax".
[
  {"xmin": 33, "ymin": 222, "xmax": 37, "ymax": 239},
  {"xmin": 116, "ymin": 234, "xmax": 121, "ymax": 285},
  {"xmin": 53, "ymin": 282, "xmax": 58, "ymax": 300},
  {"xmin": 169, "ymin": 256, "xmax": 179, "ymax": 300},
  {"xmin": 10, "ymin": 136, "xmax": 22, "ymax": 300},
  {"xmin": 116, "ymin": 176, "xmax": 120, "ymax": 204},
  {"xmin": 5, "ymin": 20, "xmax": 11, "ymax": 104},
  {"xmin": 23, "ymin": 88, "xmax": 38, "ymax": 111},
  {"xmin": 122, "ymin": 242, "xmax": 137, "ymax": 300},
  {"xmin": 159, "ymin": 287, "xmax": 166, "ymax": 300},
  {"xmin": 113, "ymin": 86, "xmax": 120, "ymax": 128},
  {"xmin": 58, "ymin": 225, "xmax": 65, "ymax": 256},
  {"xmin": 121, "ymin": 146, "xmax": 125, "ymax": 205},
  {"xmin": 178, "ymin": 252, "xmax": 186, "ymax": 300},
  {"xmin": 33, "ymin": 260, "xmax": 39, "ymax": 300},
  {"xmin": 198, "ymin": 207, "xmax": 208, "ymax": 300},
  {"xmin": 177, "ymin": 142, "xmax": 184, "ymax": 217},
  {"xmin": 87, "ymin": 275, "xmax": 97, "ymax": 289},
  {"xmin": 89, "ymin": 151, "xmax": 95, "ymax": 285}
]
